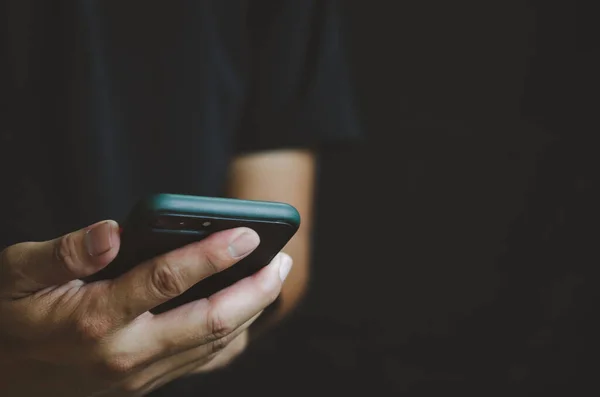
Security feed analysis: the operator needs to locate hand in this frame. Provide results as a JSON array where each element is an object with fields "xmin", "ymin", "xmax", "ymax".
[{"xmin": 0, "ymin": 220, "xmax": 292, "ymax": 397}]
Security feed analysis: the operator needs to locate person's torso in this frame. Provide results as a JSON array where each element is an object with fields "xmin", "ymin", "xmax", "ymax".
[{"xmin": 1, "ymin": 1, "xmax": 251, "ymax": 245}]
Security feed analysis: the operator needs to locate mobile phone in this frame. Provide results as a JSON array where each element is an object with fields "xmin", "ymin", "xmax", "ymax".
[{"xmin": 84, "ymin": 193, "xmax": 300, "ymax": 314}]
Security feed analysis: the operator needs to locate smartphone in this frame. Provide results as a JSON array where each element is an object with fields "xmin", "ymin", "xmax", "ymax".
[{"xmin": 84, "ymin": 193, "xmax": 300, "ymax": 314}]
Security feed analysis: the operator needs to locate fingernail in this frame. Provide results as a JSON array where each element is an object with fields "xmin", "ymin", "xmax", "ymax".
[
  {"xmin": 228, "ymin": 229, "xmax": 260, "ymax": 258},
  {"xmin": 85, "ymin": 221, "xmax": 117, "ymax": 257},
  {"xmin": 279, "ymin": 253, "xmax": 293, "ymax": 282}
]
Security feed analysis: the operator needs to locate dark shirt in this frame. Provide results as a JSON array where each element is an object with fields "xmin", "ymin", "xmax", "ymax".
[{"xmin": 0, "ymin": 0, "xmax": 360, "ymax": 247}]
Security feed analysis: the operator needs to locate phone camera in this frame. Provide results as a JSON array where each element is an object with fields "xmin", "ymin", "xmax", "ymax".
[{"xmin": 153, "ymin": 216, "xmax": 211, "ymax": 231}]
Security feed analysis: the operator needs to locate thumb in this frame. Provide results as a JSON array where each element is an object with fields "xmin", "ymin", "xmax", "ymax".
[{"xmin": 0, "ymin": 220, "xmax": 120, "ymax": 298}]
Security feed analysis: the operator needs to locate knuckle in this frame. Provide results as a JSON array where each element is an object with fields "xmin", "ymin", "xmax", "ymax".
[
  {"xmin": 207, "ymin": 309, "xmax": 235, "ymax": 341},
  {"xmin": 55, "ymin": 233, "xmax": 80, "ymax": 273},
  {"xmin": 202, "ymin": 251, "xmax": 222, "ymax": 275},
  {"xmin": 209, "ymin": 335, "xmax": 231, "ymax": 355},
  {"xmin": 150, "ymin": 259, "xmax": 188, "ymax": 299}
]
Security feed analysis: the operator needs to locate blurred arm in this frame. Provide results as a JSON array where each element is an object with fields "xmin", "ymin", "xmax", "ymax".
[{"xmin": 226, "ymin": 149, "xmax": 316, "ymax": 332}]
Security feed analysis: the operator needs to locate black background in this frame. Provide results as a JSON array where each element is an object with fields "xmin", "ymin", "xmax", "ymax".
[{"xmin": 177, "ymin": 1, "xmax": 598, "ymax": 396}]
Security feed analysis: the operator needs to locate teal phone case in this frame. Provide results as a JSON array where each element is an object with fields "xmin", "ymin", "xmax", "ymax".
[{"xmin": 85, "ymin": 193, "xmax": 300, "ymax": 314}]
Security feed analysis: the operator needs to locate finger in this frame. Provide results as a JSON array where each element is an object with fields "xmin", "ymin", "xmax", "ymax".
[
  {"xmin": 193, "ymin": 328, "xmax": 249, "ymax": 373},
  {"xmin": 0, "ymin": 221, "xmax": 120, "ymax": 298},
  {"xmin": 134, "ymin": 253, "xmax": 290, "ymax": 360},
  {"xmin": 108, "ymin": 227, "xmax": 260, "ymax": 321},
  {"xmin": 121, "ymin": 315, "xmax": 258, "ymax": 395}
]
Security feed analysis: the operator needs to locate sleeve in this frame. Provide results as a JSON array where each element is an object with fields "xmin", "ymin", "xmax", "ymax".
[{"xmin": 235, "ymin": 0, "xmax": 363, "ymax": 154}]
